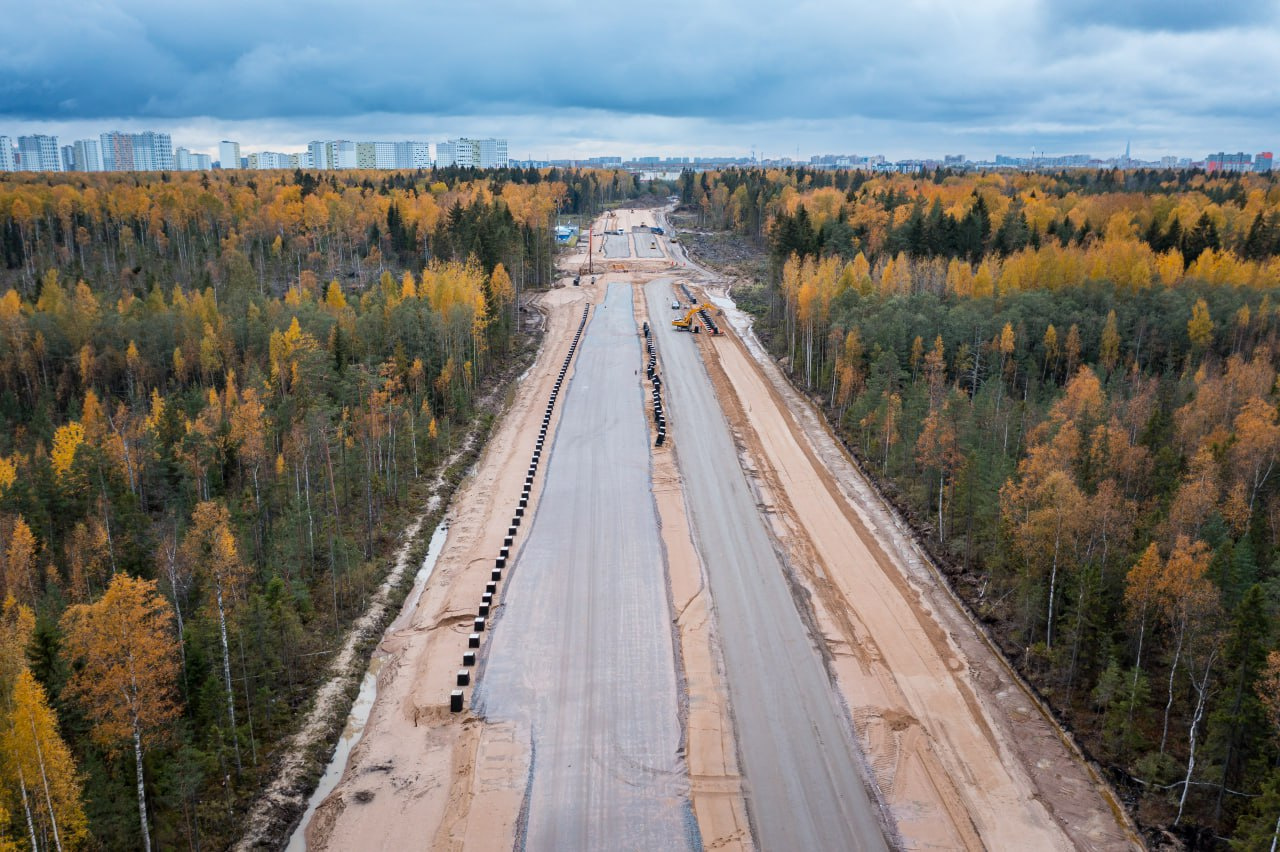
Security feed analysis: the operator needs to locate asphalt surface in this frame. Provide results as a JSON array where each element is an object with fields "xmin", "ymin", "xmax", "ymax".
[
  {"xmin": 646, "ymin": 280, "xmax": 890, "ymax": 852},
  {"xmin": 475, "ymin": 283, "xmax": 697, "ymax": 852},
  {"xmin": 632, "ymin": 230, "xmax": 666, "ymax": 259},
  {"xmin": 602, "ymin": 233, "xmax": 632, "ymax": 258}
]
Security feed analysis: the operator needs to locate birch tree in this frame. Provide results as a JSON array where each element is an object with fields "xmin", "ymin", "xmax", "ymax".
[{"xmin": 61, "ymin": 574, "xmax": 180, "ymax": 852}]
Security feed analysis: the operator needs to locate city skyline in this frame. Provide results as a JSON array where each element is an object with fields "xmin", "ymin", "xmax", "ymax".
[{"xmin": 2, "ymin": 122, "xmax": 1275, "ymax": 173}]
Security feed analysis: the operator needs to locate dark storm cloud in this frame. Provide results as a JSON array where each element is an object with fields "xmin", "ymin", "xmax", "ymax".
[{"xmin": 1, "ymin": 0, "xmax": 1277, "ymax": 156}]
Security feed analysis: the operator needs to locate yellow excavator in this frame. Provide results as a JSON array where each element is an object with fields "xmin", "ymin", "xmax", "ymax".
[{"xmin": 673, "ymin": 304, "xmax": 711, "ymax": 333}]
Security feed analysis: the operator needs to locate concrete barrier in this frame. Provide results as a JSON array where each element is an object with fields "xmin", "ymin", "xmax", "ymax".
[
  {"xmin": 450, "ymin": 690, "xmax": 464, "ymax": 712},
  {"xmin": 478, "ymin": 603, "xmax": 490, "ymax": 617},
  {"xmin": 491, "ymin": 568, "xmax": 502, "ymax": 581},
  {"xmin": 457, "ymin": 669, "xmax": 471, "ymax": 686},
  {"xmin": 463, "ymin": 651, "xmax": 476, "ymax": 666},
  {"xmin": 469, "ymin": 633, "xmax": 481, "ymax": 648},
  {"xmin": 474, "ymin": 617, "xmax": 487, "ymax": 631}
]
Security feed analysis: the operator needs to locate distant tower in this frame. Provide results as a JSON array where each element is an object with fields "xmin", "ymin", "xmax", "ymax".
[{"xmin": 1124, "ymin": 139, "xmax": 1131, "ymax": 163}]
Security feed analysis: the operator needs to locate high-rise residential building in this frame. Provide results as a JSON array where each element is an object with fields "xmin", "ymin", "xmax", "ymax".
[
  {"xmin": 61, "ymin": 145, "xmax": 76, "ymax": 171},
  {"xmin": 327, "ymin": 141, "xmax": 357, "ymax": 169},
  {"xmin": 1256, "ymin": 152, "xmax": 1274, "ymax": 173},
  {"xmin": 437, "ymin": 138, "xmax": 507, "ymax": 169},
  {"xmin": 175, "ymin": 148, "xmax": 211, "ymax": 170},
  {"xmin": 72, "ymin": 139, "xmax": 103, "ymax": 172},
  {"xmin": 17, "ymin": 135, "xmax": 62, "ymax": 171},
  {"xmin": 0, "ymin": 137, "xmax": 15, "ymax": 171},
  {"xmin": 356, "ymin": 142, "xmax": 377, "ymax": 169},
  {"xmin": 307, "ymin": 141, "xmax": 327, "ymax": 170},
  {"xmin": 218, "ymin": 140, "xmax": 241, "ymax": 170},
  {"xmin": 393, "ymin": 141, "xmax": 432, "ymax": 169},
  {"xmin": 478, "ymin": 138, "xmax": 508, "ymax": 169},
  {"xmin": 251, "ymin": 151, "xmax": 289, "ymax": 169},
  {"xmin": 100, "ymin": 132, "xmax": 133, "ymax": 171},
  {"xmin": 374, "ymin": 142, "xmax": 397, "ymax": 169},
  {"xmin": 1205, "ymin": 152, "xmax": 1253, "ymax": 173},
  {"xmin": 436, "ymin": 139, "xmax": 468, "ymax": 168},
  {"xmin": 100, "ymin": 131, "xmax": 173, "ymax": 171}
]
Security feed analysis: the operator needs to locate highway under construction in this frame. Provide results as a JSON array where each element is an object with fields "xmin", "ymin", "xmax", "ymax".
[{"xmin": 300, "ymin": 205, "xmax": 1139, "ymax": 852}]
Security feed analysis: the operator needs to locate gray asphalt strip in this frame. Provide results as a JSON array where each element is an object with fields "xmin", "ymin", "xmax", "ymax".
[
  {"xmin": 475, "ymin": 283, "xmax": 697, "ymax": 852},
  {"xmin": 646, "ymin": 280, "xmax": 890, "ymax": 852}
]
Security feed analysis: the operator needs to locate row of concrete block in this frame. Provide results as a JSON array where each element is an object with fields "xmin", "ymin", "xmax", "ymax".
[
  {"xmin": 450, "ymin": 304, "xmax": 592, "ymax": 713},
  {"xmin": 642, "ymin": 321, "xmax": 666, "ymax": 447}
]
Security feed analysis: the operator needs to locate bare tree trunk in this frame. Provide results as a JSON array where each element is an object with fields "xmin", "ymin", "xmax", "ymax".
[
  {"xmin": 1175, "ymin": 648, "xmax": 1218, "ymax": 825},
  {"xmin": 1161, "ymin": 622, "xmax": 1185, "ymax": 755},
  {"xmin": 236, "ymin": 632, "xmax": 258, "ymax": 766},
  {"xmin": 133, "ymin": 723, "xmax": 152, "ymax": 852},
  {"xmin": 1046, "ymin": 520, "xmax": 1063, "ymax": 650},
  {"xmin": 29, "ymin": 712, "xmax": 63, "ymax": 852},
  {"xmin": 215, "ymin": 584, "xmax": 242, "ymax": 773},
  {"xmin": 17, "ymin": 766, "xmax": 39, "ymax": 852}
]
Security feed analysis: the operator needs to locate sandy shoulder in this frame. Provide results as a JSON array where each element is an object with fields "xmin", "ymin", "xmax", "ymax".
[{"xmin": 306, "ymin": 281, "xmax": 592, "ymax": 851}]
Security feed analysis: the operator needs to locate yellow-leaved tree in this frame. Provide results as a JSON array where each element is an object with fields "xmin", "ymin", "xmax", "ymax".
[
  {"xmin": 61, "ymin": 574, "xmax": 180, "ymax": 852},
  {"xmin": 180, "ymin": 501, "xmax": 249, "ymax": 774},
  {"xmin": 1, "ymin": 669, "xmax": 89, "ymax": 850}
]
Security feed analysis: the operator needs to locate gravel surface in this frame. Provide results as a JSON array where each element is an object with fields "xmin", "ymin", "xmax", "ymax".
[{"xmin": 602, "ymin": 233, "xmax": 632, "ymax": 258}]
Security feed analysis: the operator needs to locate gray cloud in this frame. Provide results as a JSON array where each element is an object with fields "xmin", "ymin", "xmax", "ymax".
[{"xmin": 1, "ymin": 0, "xmax": 1277, "ymax": 158}]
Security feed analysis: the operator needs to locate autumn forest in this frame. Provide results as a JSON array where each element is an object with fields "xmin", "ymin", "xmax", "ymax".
[
  {"xmin": 0, "ymin": 165, "xmax": 644, "ymax": 850},
  {"xmin": 681, "ymin": 165, "xmax": 1280, "ymax": 848},
  {"xmin": 6, "ymin": 160, "xmax": 1280, "ymax": 850}
]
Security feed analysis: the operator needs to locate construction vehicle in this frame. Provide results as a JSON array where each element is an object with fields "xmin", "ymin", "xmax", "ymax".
[
  {"xmin": 672, "ymin": 303, "xmax": 722, "ymax": 335},
  {"xmin": 673, "ymin": 304, "xmax": 709, "ymax": 330}
]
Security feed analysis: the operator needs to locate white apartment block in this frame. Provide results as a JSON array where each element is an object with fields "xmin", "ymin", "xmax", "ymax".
[
  {"xmin": 73, "ymin": 139, "xmax": 103, "ymax": 171},
  {"xmin": 18, "ymin": 135, "xmax": 62, "ymax": 171},
  {"xmin": 307, "ymin": 141, "xmax": 327, "ymax": 170},
  {"xmin": 358, "ymin": 141, "xmax": 429, "ymax": 169},
  {"xmin": 176, "ymin": 148, "xmax": 211, "ymax": 170},
  {"xmin": 250, "ymin": 151, "xmax": 289, "ymax": 169},
  {"xmin": 218, "ymin": 141, "xmax": 241, "ymax": 169},
  {"xmin": 374, "ymin": 142, "xmax": 397, "ymax": 169},
  {"xmin": 100, "ymin": 131, "xmax": 173, "ymax": 171},
  {"xmin": 394, "ymin": 141, "xmax": 432, "ymax": 169},
  {"xmin": 0, "ymin": 137, "xmax": 15, "ymax": 171},
  {"xmin": 478, "ymin": 138, "xmax": 508, "ymax": 169},
  {"xmin": 61, "ymin": 145, "xmax": 75, "ymax": 171},
  {"xmin": 324, "ymin": 140, "xmax": 357, "ymax": 169},
  {"xmin": 437, "ymin": 138, "xmax": 507, "ymax": 169}
]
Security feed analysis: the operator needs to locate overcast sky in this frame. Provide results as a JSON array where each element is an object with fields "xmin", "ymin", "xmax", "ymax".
[{"xmin": 2, "ymin": 0, "xmax": 1278, "ymax": 161}]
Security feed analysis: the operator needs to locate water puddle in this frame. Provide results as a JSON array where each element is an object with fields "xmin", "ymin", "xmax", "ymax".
[{"xmin": 285, "ymin": 521, "xmax": 450, "ymax": 851}]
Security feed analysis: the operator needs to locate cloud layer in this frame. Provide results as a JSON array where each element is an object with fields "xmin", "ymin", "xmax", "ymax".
[{"xmin": 2, "ymin": 0, "xmax": 1278, "ymax": 157}]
